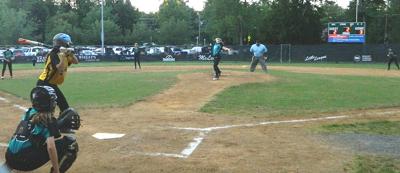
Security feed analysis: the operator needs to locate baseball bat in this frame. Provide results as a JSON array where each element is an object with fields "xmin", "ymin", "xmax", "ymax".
[{"xmin": 17, "ymin": 38, "xmax": 52, "ymax": 48}]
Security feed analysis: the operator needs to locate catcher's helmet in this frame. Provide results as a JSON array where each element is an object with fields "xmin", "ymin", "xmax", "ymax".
[
  {"xmin": 31, "ymin": 86, "xmax": 57, "ymax": 112},
  {"xmin": 53, "ymin": 33, "xmax": 72, "ymax": 47}
]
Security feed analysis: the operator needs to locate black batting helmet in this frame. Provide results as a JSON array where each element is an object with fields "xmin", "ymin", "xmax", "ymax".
[{"xmin": 30, "ymin": 86, "xmax": 57, "ymax": 112}]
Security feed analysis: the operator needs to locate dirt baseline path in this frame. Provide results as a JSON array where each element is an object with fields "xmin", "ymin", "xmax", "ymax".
[{"xmin": 1, "ymin": 65, "xmax": 400, "ymax": 173}]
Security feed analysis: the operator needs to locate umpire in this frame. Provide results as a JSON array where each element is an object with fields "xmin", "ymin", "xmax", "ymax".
[
  {"xmin": 249, "ymin": 40, "xmax": 268, "ymax": 72},
  {"xmin": 387, "ymin": 48, "xmax": 399, "ymax": 70}
]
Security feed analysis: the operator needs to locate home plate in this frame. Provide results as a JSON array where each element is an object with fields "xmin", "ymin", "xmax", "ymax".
[{"xmin": 92, "ymin": 133, "xmax": 125, "ymax": 140}]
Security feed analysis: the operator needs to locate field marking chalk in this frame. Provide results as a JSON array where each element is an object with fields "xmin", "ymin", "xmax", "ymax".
[
  {"xmin": 13, "ymin": 105, "xmax": 28, "ymax": 111},
  {"xmin": 92, "ymin": 133, "xmax": 125, "ymax": 140},
  {"xmin": 180, "ymin": 131, "xmax": 209, "ymax": 157},
  {"xmin": 174, "ymin": 115, "xmax": 349, "ymax": 132},
  {"xmin": 0, "ymin": 97, "xmax": 9, "ymax": 103},
  {"xmin": 133, "ymin": 151, "xmax": 186, "ymax": 158},
  {"xmin": 0, "ymin": 96, "xmax": 28, "ymax": 111},
  {"xmin": 0, "ymin": 143, "xmax": 8, "ymax": 148}
]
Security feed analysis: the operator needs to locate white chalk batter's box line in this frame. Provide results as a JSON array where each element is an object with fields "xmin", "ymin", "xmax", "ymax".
[{"xmin": 2, "ymin": 95, "xmax": 400, "ymax": 158}]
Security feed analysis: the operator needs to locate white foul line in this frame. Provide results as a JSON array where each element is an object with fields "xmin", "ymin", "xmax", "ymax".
[
  {"xmin": 175, "ymin": 115, "xmax": 349, "ymax": 132},
  {"xmin": 0, "ymin": 96, "xmax": 28, "ymax": 111}
]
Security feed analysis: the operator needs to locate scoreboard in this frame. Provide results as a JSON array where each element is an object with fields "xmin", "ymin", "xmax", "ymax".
[{"xmin": 328, "ymin": 22, "xmax": 366, "ymax": 43}]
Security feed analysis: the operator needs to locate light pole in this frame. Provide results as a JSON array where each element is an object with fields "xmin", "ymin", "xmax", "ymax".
[
  {"xmin": 101, "ymin": 0, "xmax": 105, "ymax": 54},
  {"xmin": 356, "ymin": 0, "xmax": 359, "ymax": 22},
  {"xmin": 197, "ymin": 12, "xmax": 201, "ymax": 46}
]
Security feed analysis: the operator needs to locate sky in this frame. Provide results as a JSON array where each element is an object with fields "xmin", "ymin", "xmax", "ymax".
[{"xmin": 130, "ymin": 0, "xmax": 351, "ymax": 14}]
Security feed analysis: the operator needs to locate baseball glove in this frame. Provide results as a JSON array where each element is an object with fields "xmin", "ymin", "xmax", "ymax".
[{"xmin": 57, "ymin": 108, "xmax": 81, "ymax": 130}]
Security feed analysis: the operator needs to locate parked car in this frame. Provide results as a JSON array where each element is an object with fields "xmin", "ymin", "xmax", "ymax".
[
  {"xmin": 94, "ymin": 48, "xmax": 105, "ymax": 55},
  {"xmin": 13, "ymin": 49, "xmax": 25, "ymax": 57},
  {"xmin": 0, "ymin": 49, "xmax": 6, "ymax": 58},
  {"xmin": 146, "ymin": 47, "xmax": 162, "ymax": 55},
  {"xmin": 112, "ymin": 47, "xmax": 124, "ymax": 55},
  {"xmin": 171, "ymin": 47, "xmax": 187, "ymax": 55},
  {"xmin": 24, "ymin": 46, "xmax": 46, "ymax": 56},
  {"xmin": 190, "ymin": 46, "xmax": 204, "ymax": 54},
  {"xmin": 182, "ymin": 48, "xmax": 195, "ymax": 55},
  {"xmin": 79, "ymin": 49, "xmax": 97, "ymax": 56}
]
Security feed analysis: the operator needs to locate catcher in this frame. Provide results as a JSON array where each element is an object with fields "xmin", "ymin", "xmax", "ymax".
[
  {"xmin": 3, "ymin": 86, "xmax": 80, "ymax": 173},
  {"xmin": 249, "ymin": 40, "xmax": 268, "ymax": 72}
]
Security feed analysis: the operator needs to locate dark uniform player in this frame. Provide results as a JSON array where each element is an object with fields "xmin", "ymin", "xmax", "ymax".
[
  {"xmin": 133, "ymin": 43, "xmax": 141, "ymax": 69},
  {"xmin": 1, "ymin": 48, "xmax": 14, "ymax": 80},
  {"xmin": 4, "ymin": 86, "xmax": 79, "ymax": 173},
  {"xmin": 211, "ymin": 38, "xmax": 230, "ymax": 80},
  {"xmin": 37, "ymin": 33, "xmax": 78, "ymax": 113},
  {"xmin": 387, "ymin": 48, "xmax": 399, "ymax": 70}
]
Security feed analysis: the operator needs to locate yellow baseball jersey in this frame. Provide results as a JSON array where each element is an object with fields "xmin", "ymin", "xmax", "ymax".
[{"xmin": 38, "ymin": 50, "xmax": 74, "ymax": 85}]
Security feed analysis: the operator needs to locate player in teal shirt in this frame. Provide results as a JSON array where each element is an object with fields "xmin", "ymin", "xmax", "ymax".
[
  {"xmin": 4, "ymin": 86, "xmax": 79, "ymax": 173},
  {"xmin": 1, "ymin": 48, "xmax": 14, "ymax": 79},
  {"xmin": 211, "ymin": 38, "xmax": 230, "ymax": 80}
]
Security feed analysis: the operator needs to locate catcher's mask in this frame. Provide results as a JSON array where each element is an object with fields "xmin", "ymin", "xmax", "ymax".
[{"xmin": 31, "ymin": 86, "xmax": 57, "ymax": 112}]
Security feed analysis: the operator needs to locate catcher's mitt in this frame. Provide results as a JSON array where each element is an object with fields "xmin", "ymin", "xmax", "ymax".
[{"xmin": 57, "ymin": 108, "xmax": 81, "ymax": 130}]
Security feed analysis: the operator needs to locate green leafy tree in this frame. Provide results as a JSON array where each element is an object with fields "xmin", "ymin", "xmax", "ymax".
[
  {"xmin": 110, "ymin": 0, "xmax": 140, "ymax": 35},
  {"xmin": 346, "ymin": 0, "xmax": 386, "ymax": 43},
  {"xmin": 157, "ymin": 0, "xmax": 197, "ymax": 44},
  {"xmin": 265, "ymin": 0, "xmax": 322, "ymax": 44},
  {"xmin": 203, "ymin": 0, "xmax": 244, "ymax": 44},
  {"xmin": 0, "ymin": 1, "xmax": 35, "ymax": 45},
  {"xmin": 45, "ymin": 11, "xmax": 80, "ymax": 45},
  {"xmin": 387, "ymin": 0, "xmax": 400, "ymax": 43}
]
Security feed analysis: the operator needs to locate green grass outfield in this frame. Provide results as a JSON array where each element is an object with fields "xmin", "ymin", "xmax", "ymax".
[{"xmin": 1, "ymin": 62, "xmax": 399, "ymax": 114}]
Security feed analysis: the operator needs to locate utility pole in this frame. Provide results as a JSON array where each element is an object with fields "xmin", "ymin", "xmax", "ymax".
[
  {"xmin": 356, "ymin": 0, "xmax": 359, "ymax": 22},
  {"xmin": 101, "ymin": 0, "xmax": 105, "ymax": 54},
  {"xmin": 197, "ymin": 12, "xmax": 201, "ymax": 46}
]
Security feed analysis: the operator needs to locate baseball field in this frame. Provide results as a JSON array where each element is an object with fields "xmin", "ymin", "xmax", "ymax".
[{"xmin": 1, "ymin": 62, "xmax": 400, "ymax": 172}]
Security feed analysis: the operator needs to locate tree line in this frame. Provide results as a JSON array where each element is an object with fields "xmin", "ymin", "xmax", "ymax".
[{"xmin": 0, "ymin": 0, "xmax": 399, "ymax": 46}]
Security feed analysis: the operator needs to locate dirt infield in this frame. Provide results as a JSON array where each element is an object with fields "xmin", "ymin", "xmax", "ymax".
[{"xmin": 1, "ymin": 65, "xmax": 400, "ymax": 173}]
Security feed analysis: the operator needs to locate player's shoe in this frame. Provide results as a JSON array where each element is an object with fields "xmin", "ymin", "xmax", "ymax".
[
  {"xmin": 1, "ymin": 76, "xmax": 4, "ymax": 80},
  {"xmin": 212, "ymin": 77, "xmax": 219, "ymax": 81}
]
